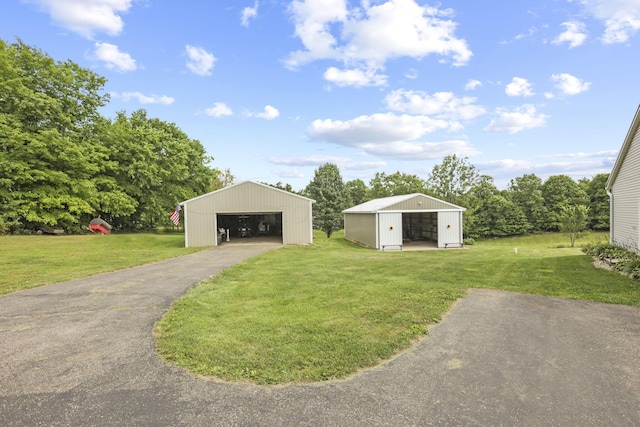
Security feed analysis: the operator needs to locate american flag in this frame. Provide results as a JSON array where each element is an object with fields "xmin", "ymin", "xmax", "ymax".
[{"xmin": 170, "ymin": 203, "xmax": 181, "ymax": 226}]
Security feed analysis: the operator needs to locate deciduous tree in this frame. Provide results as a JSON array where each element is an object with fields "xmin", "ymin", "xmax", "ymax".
[
  {"xmin": 304, "ymin": 163, "xmax": 350, "ymax": 238},
  {"xmin": 427, "ymin": 154, "xmax": 480, "ymax": 204}
]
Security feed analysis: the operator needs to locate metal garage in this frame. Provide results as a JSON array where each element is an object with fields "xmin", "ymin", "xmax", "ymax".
[
  {"xmin": 180, "ymin": 181, "xmax": 315, "ymax": 248},
  {"xmin": 343, "ymin": 193, "xmax": 465, "ymax": 250}
]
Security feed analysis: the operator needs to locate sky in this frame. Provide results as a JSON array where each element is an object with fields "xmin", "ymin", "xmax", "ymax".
[{"xmin": 2, "ymin": 0, "xmax": 640, "ymax": 191}]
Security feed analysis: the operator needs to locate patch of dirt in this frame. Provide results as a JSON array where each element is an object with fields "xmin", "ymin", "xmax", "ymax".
[{"xmin": 593, "ymin": 258, "xmax": 616, "ymax": 271}]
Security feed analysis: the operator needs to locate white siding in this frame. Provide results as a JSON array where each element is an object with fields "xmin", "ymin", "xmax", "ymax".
[
  {"xmin": 437, "ymin": 211, "xmax": 463, "ymax": 248},
  {"xmin": 378, "ymin": 212, "xmax": 403, "ymax": 250},
  {"xmin": 611, "ymin": 123, "xmax": 640, "ymax": 252}
]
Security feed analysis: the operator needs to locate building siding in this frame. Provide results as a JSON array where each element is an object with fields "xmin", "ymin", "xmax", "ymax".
[
  {"xmin": 437, "ymin": 211, "xmax": 464, "ymax": 248},
  {"xmin": 183, "ymin": 182, "xmax": 313, "ymax": 247},
  {"xmin": 611, "ymin": 123, "xmax": 640, "ymax": 252},
  {"xmin": 343, "ymin": 194, "xmax": 465, "ymax": 250},
  {"xmin": 344, "ymin": 213, "xmax": 377, "ymax": 248},
  {"xmin": 382, "ymin": 194, "xmax": 459, "ymax": 211}
]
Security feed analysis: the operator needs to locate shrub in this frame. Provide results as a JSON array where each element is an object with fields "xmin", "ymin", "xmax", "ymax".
[{"xmin": 584, "ymin": 243, "xmax": 640, "ymax": 280}]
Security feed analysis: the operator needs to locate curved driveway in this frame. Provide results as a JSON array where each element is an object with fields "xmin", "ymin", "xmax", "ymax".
[{"xmin": 1, "ymin": 244, "xmax": 639, "ymax": 426}]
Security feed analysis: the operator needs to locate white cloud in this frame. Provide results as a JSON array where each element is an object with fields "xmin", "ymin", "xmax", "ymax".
[
  {"xmin": 185, "ymin": 45, "xmax": 216, "ymax": 76},
  {"xmin": 269, "ymin": 157, "xmax": 387, "ymax": 173},
  {"xmin": 550, "ymin": 73, "xmax": 591, "ymax": 95},
  {"xmin": 505, "ymin": 77, "xmax": 535, "ymax": 97},
  {"xmin": 342, "ymin": 161, "xmax": 388, "ymax": 170},
  {"xmin": 241, "ymin": 1, "xmax": 259, "ymax": 27},
  {"xmin": 306, "ymin": 112, "xmax": 478, "ymax": 159},
  {"xmin": 286, "ymin": 0, "xmax": 472, "ymax": 87},
  {"xmin": 479, "ymin": 157, "xmax": 615, "ymax": 181},
  {"xmin": 577, "ymin": 0, "xmax": 640, "ymax": 44},
  {"xmin": 538, "ymin": 149, "xmax": 618, "ymax": 159},
  {"xmin": 269, "ymin": 155, "xmax": 352, "ymax": 166},
  {"xmin": 205, "ymin": 102, "xmax": 233, "ymax": 117},
  {"xmin": 25, "ymin": 0, "xmax": 134, "ymax": 38},
  {"xmin": 323, "ymin": 66, "xmax": 388, "ymax": 87},
  {"xmin": 308, "ymin": 113, "xmax": 456, "ymax": 146},
  {"xmin": 553, "ymin": 21, "xmax": 588, "ymax": 48},
  {"xmin": 115, "ymin": 91, "xmax": 175, "ymax": 105},
  {"xmin": 255, "ymin": 105, "xmax": 280, "ymax": 120},
  {"xmin": 272, "ymin": 169, "xmax": 305, "ymax": 179},
  {"xmin": 465, "ymin": 79, "xmax": 482, "ymax": 91},
  {"xmin": 92, "ymin": 42, "xmax": 136, "ymax": 72},
  {"xmin": 361, "ymin": 139, "xmax": 479, "ymax": 160},
  {"xmin": 385, "ymin": 89, "xmax": 486, "ymax": 120},
  {"xmin": 405, "ymin": 68, "xmax": 419, "ymax": 79},
  {"xmin": 484, "ymin": 104, "xmax": 548, "ymax": 134}
]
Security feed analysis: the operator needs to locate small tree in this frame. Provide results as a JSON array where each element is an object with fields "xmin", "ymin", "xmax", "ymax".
[
  {"xmin": 304, "ymin": 163, "xmax": 351, "ymax": 238},
  {"xmin": 560, "ymin": 204, "xmax": 589, "ymax": 247}
]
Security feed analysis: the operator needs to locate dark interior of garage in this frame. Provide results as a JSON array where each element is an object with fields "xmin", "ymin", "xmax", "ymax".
[
  {"xmin": 217, "ymin": 213, "xmax": 282, "ymax": 241},
  {"xmin": 402, "ymin": 212, "xmax": 437, "ymax": 242}
]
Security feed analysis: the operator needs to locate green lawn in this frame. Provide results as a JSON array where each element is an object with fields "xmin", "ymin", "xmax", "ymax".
[
  {"xmin": 3, "ymin": 231, "xmax": 637, "ymax": 385},
  {"xmin": 155, "ymin": 230, "xmax": 640, "ymax": 385},
  {"xmin": 0, "ymin": 233, "xmax": 203, "ymax": 295}
]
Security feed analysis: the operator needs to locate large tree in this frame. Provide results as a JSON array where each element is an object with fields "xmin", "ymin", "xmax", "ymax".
[
  {"xmin": 427, "ymin": 154, "xmax": 480, "ymax": 204},
  {"xmin": 99, "ymin": 110, "xmax": 215, "ymax": 229},
  {"xmin": 368, "ymin": 171, "xmax": 428, "ymax": 199},
  {"xmin": 541, "ymin": 175, "xmax": 588, "ymax": 231},
  {"xmin": 0, "ymin": 39, "xmax": 108, "ymax": 231},
  {"xmin": 582, "ymin": 174, "xmax": 610, "ymax": 231},
  {"xmin": 463, "ymin": 177, "xmax": 529, "ymax": 238},
  {"xmin": 304, "ymin": 163, "xmax": 351, "ymax": 237},
  {"xmin": 345, "ymin": 179, "xmax": 369, "ymax": 206},
  {"xmin": 507, "ymin": 174, "xmax": 547, "ymax": 232}
]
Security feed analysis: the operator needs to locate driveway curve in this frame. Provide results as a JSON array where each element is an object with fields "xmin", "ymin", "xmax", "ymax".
[{"xmin": 1, "ymin": 244, "xmax": 639, "ymax": 426}]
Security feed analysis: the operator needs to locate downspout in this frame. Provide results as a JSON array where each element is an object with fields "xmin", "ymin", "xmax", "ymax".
[{"xmin": 606, "ymin": 189, "xmax": 613, "ymax": 246}]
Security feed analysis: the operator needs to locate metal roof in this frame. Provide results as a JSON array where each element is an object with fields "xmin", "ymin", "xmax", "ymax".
[
  {"xmin": 343, "ymin": 193, "xmax": 464, "ymax": 213},
  {"xmin": 180, "ymin": 180, "xmax": 315, "ymax": 206}
]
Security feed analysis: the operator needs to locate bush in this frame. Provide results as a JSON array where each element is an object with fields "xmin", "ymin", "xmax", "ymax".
[
  {"xmin": 463, "ymin": 237, "xmax": 475, "ymax": 246},
  {"xmin": 583, "ymin": 243, "xmax": 640, "ymax": 280}
]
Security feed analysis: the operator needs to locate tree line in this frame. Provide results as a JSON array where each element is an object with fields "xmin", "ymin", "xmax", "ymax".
[
  {"xmin": 300, "ymin": 159, "xmax": 609, "ymax": 242},
  {"xmin": 1, "ymin": 38, "xmax": 608, "ymax": 240},
  {"xmin": 0, "ymin": 38, "xmax": 226, "ymax": 233}
]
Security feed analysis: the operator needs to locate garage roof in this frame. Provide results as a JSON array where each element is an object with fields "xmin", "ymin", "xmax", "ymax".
[
  {"xmin": 180, "ymin": 180, "xmax": 315, "ymax": 206},
  {"xmin": 343, "ymin": 193, "xmax": 465, "ymax": 213}
]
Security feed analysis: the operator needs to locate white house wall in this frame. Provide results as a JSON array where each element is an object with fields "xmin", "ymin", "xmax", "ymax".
[{"xmin": 610, "ymin": 121, "xmax": 640, "ymax": 252}]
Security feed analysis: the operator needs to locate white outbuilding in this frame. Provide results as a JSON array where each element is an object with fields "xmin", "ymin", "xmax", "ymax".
[
  {"xmin": 343, "ymin": 193, "xmax": 465, "ymax": 250},
  {"xmin": 180, "ymin": 181, "xmax": 314, "ymax": 248}
]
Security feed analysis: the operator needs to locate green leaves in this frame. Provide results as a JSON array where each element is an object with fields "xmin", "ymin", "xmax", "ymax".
[
  {"xmin": 304, "ymin": 163, "xmax": 350, "ymax": 238},
  {"xmin": 0, "ymin": 39, "xmax": 215, "ymax": 232}
]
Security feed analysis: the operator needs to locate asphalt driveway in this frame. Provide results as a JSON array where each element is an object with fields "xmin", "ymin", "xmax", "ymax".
[{"xmin": 1, "ymin": 244, "xmax": 639, "ymax": 426}]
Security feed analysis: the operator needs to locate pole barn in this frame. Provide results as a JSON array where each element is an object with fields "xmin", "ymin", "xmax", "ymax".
[
  {"xmin": 343, "ymin": 193, "xmax": 465, "ymax": 250},
  {"xmin": 180, "ymin": 181, "xmax": 315, "ymax": 248}
]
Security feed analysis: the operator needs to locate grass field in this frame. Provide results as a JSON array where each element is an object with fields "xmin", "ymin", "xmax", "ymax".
[
  {"xmin": 3, "ymin": 231, "xmax": 637, "ymax": 385},
  {"xmin": 154, "ymin": 230, "xmax": 640, "ymax": 385},
  {"xmin": 0, "ymin": 233, "xmax": 203, "ymax": 295}
]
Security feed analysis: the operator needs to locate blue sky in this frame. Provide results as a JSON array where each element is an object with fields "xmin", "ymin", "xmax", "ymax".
[{"xmin": 2, "ymin": 0, "xmax": 639, "ymax": 190}]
